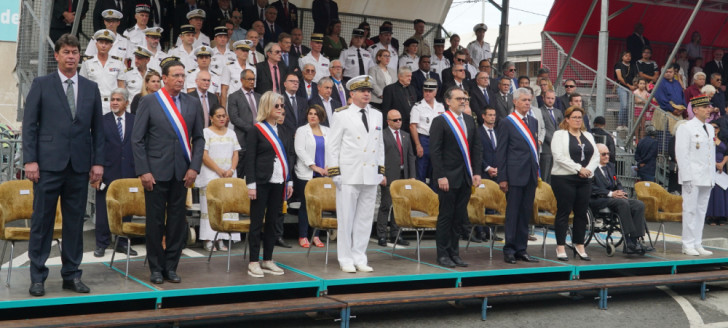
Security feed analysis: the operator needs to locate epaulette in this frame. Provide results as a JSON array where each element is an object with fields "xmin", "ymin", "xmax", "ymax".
[
  {"xmin": 188, "ymin": 68, "xmax": 196, "ymax": 73},
  {"xmin": 149, "ymin": 68, "xmax": 157, "ymax": 72},
  {"xmin": 111, "ymin": 55, "xmax": 122, "ymax": 61},
  {"xmin": 125, "ymin": 67, "xmax": 134, "ymax": 72},
  {"xmin": 126, "ymin": 26, "xmax": 135, "ymax": 32},
  {"xmin": 81, "ymin": 55, "xmax": 94, "ymax": 63},
  {"xmin": 414, "ymin": 101, "xmax": 422, "ymax": 106},
  {"xmin": 334, "ymin": 105, "xmax": 348, "ymax": 113}
]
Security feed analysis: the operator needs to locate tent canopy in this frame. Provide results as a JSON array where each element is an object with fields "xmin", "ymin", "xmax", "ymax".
[{"xmin": 297, "ymin": 0, "xmax": 453, "ymax": 25}]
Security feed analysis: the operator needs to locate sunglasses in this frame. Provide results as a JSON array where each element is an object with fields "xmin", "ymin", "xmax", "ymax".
[
  {"xmin": 600, "ymin": 152, "xmax": 610, "ymax": 156},
  {"xmin": 456, "ymin": 58, "xmax": 466, "ymax": 62},
  {"xmin": 274, "ymin": 104, "xmax": 284, "ymax": 109},
  {"xmin": 454, "ymin": 97, "xmax": 470, "ymax": 102},
  {"xmin": 389, "ymin": 118, "xmax": 402, "ymax": 122},
  {"xmin": 508, "ymin": 68, "xmax": 516, "ymax": 72},
  {"xmin": 565, "ymin": 85, "xmax": 576, "ymax": 88}
]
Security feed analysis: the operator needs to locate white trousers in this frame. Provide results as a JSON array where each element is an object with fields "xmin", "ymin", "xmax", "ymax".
[
  {"xmin": 681, "ymin": 184, "xmax": 711, "ymax": 249},
  {"xmin": 336, "ymin": 184, "xmax": 377, "ymax": 267}
]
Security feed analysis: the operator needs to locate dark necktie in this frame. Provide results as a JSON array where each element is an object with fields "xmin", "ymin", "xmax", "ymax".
[
  {"xmin": 283, "ymin": 52, "xmax": 289, "ymax": 66},
  {"xmin": 404, "ymin": 86, "xmax": 412, "ymax": 107},
  {"xmin": 116, "ymin": 0, "xmax": 122, "ymax": 11},
  {"xmin": 395, "ymin": 130, "xmax": 403, "ymax": 165},
  {"xmin": 273, "ymin": 66, "xmax": 279, "ymax": 93},
  {"xmin": 488, "ymin": 128, "xmax": 496, "ymax": 150},
  {"xmin": 291, "ymin": 95, "xmax": 298, "ymax": 121},
  {"xmin": 361, "ymin": 108, "xmax": 369, "ymax": 132},
  {"xmin": 704, "ymin": 124, "xmax": 709, "ymax": 136},
  {"xmin": 719, "ymin": 61, "xmax": 724, "ymax": 71},
  {"xmin": 151, "ymin": 1, "xmax": 160, "ymax": 26},
  {"xmin": 357, "ymin": 48, "xmax": 365, "ymax": 75},
  {"xmin": 247, "ymin": 92, "xmax": 257, "ymax": 116},
  {"xmin": 483, "ymin": 88, "xmax": 489, "ymax": 104},
  {"xmin": 260, "ymin": 8, "xmax": 264, "ymax": 20},
  {"xmin": 548, "ymin": 108, "xmax": 557, "ymax": 126},
  {"xmin": 117, "ymin": 117, "xmax": 123, "ymax": 141}
]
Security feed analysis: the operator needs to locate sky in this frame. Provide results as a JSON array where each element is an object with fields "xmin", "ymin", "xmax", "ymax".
[{"xmin": 443, "ymin": 0, "xmax": 554, "ymax": 44}]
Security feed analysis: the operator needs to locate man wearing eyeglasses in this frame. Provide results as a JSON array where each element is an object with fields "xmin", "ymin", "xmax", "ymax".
[
  {"xmin": 297, "ymin": 63, "xmax": 319, "ymax": 100},
  {"xmin": 255, "ymin": 42, "xmax": 287, "ymax": 94},
  {"xmin": 441, "ymin": 50, "xmax": 471, "ymax": 87},
  {"xmin": 492, "ymin": 77, "xmax": 514, "ymax": 122},
  {"xmin": 558, "ymin": 79, "xmax": 578, "ymax": 111}
]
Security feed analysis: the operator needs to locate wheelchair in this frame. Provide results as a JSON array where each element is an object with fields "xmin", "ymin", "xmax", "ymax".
[{"xmin": 587, "ymin": 206, "xmax": 625, "ymax": 257}]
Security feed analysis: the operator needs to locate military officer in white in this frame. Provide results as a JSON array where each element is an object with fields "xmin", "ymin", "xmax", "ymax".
[
  {"xmin": 211, "ymin": 26, "xmax": 236, "ymax": 70},
  {"xmin": 144, "ymin": 27, "xmax": 166, "ymax": 73},
  {"xmin": 186, "ymin": 46, "xmax": 221, "ymax": 95},
  {"xmin": 220, "ymin": 40, "xmax": 256, "ymax": 105},
  {"xmin": 467, "ymin": 23, "xmax": 492, "ymax": 66},
  {"xmin": 676, "ymin": 95, "xmax": 715, "ymax": 256},
  {"xmin": 175, "ymin": 9, "xmax": 211, "ymax": 49},
  {"xmin": 368, "ymin": 26, "xmax": 398, "ymax": 72},
  {"xmin": 123, "ymin": 4, "xmax": 151, "ymax": 48},
  {"xmin": 80, "ymin": 29, "xmax": 127, "ymax": 114},
  {"xmin": 124, "ymin": 46, "xmax": 155, "ymax": 101},
  {"xmin": 85, "ymin": 9, "xmax": 131, "ymax": 61},
  {"xmin": 430, "ymin": 38, "xmax": 450, "ymax": 75},
  {"xmin": 168, "ymin": 25, "xmax": 198, "ymax": 72},
  {"xmin": 399, "ymin": 38, "xmax": 420, "ymax": 72},
  {"xmin": 339, "ymin": 28, "xmax": 373, "ymax": 81},
  {"xmin": 409, "ymin": 79, "xmax": 445, "ymax": 183},
  {"xmin": 326, "ymin": 75, "xmax": 385, "ymax": 273},
  {"xmin": 298, "ymin": 33, "xmax": 330, "ymax": 83}
]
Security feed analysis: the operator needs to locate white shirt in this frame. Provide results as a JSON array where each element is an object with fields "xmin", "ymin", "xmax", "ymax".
[
  {"xmin": 221, "ymin": 59, "xmax": 256, "ymax": 96},
  {"xmin": 58, "ymin": 70, "xmax": 78, "ymax": 105},
  {"xmin": 148, "ymin": 48, "xmax": 167, "ymax": 73},
  {"xmin": 298, "ymin": 52, "xmax": 330, "ymax": 83},
  {"xmin": 398, "ymin": 54, "xmax": 419, "ymax": 72},
  {"xmin": 79, "ymin": 55, "xmax": 126, "ymax": 99},
  {"xmin": 320, "ymin": 95, "xmax": 334, "ymax": 120},
  {"xmin": 123, "ymin": 24, "xmax": 148, "ymax": 48},
  {"xmin": 168, "ymin": 45, "xmax": 198, "ymax": 71},
  {"xmin": 85, "ymin": 33, "xmax": 132, "ymax": 60},
  {"xmin": 211, "ymin": 46, "xmax": 236, "ymax": 69},
  {"xmin": 467, "ymin": 40, "xmax": 492, "ymax": 65},
  {"xmin": 430, "ymin": 54, "xmax": 450, "ymax": 75},
  {"xmin": 185, "ymin": 68, "xmax": 221, "ymax": 94},
  {"xmin": 175, "ymin": 32, "xmax": 211, "ymax": 48},
  {"xmin": 123, "ymin": 66, "xmax": 153, "ymax": 100},
  {"xmin": 339, "ymin": 46, "xmax": 374, "ymax": 79},
  {"xmin": 368, "ymin": 42, "xmax": 398, "ymax": 71},
  {"xmin": 410, "ymin": 100, "xmax": 445, "ymax": 136}
]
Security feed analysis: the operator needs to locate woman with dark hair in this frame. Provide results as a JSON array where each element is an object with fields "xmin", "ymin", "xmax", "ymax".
[
  {"xmin": 443, "ymin": 34, "xmax": 462, "ymax": 66},
  {"xmin": 323, "ymin": 20, "xmax": 346, "ymax": 60},
  {"xmin": 550, "ymin": 106, "xmax": 599, "ymax": 261},
  {"xmin": 358, "ymin": 21, "xmax": 374, "ymax": 47},
  {"xmin": 614, "ymin": 50, "xmax": 637, "ymax": 128},
  {"xmin": 130, "ymin": 71, "xmax": 162, "ymax": 114}
]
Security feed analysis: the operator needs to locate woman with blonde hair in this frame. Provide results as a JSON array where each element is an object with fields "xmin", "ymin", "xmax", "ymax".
[{"xmin": 130, "ymin": 71, "xmax": 162, "ymax": 114}]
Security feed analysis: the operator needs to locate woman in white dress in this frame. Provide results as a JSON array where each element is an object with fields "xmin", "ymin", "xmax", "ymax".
[{"xmin": 198, "ymin": 106, "xmax": 241, "ymax": 251}]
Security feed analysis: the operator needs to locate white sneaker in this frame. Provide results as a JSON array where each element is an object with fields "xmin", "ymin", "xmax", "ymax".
[
  {"xmin": 355, "ymin": 264, "xmax": 374, "ymax": 272},
  {"xmin": 696, "ymin": 247, "xmax": 713, "ymax": 256},
  {"xmin": 682, "ymin": 247, "xmax": 699, "ymax": 256},
  {"xmin": 260, "ymin": 260, "xmax": 285, "ymax": 275},
  {"xmin": 340, "ymin": 264, "xmax": 356, "ymax": 273},
  {"xmin": 248, "ymin": 262, "xmax": 264, "ymax": 278}
]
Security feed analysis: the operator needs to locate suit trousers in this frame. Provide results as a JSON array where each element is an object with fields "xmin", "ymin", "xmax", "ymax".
[
  {"xmin": 416, "ymin": 135, "xmax": 432, "ymax": 185},
  {"xmin": 681, "ymin": 184, "xmax": 711, "ymax": 249},
  {"xmin": 236, "ymin": 150, "xmax": 247, "ymax": 179},
  {"xmin": 249, "ymin": 182, "xmax": 284, "ymax": 261},
  {"xmin": 551, "ymin": 175, "xmax": 591, "ymax": 245},
  {"xmin": 376, "ymin": 183, "xmax": 400, "ymax": 239},
  {"xmin": 336, "ymin": 184, "xmax": 377, "ymax": 267},
  {"xmin": 144, "ymin": 180, "xmax": 187, "ymax": 274},
  {"xmin": 294, "ymin": 177, "xmax": 319, "ymax": 238},
  {"xmin": 539, "ymin": 152, "xmax": 553, "ymax": 184},
  {"xmin": 29, "ymin": 164, "xmax": 88, "ymax": 283},
  {"xmin": 95, "ymin": 188, "xmax": 130, "ymax": 248},
  {"xmin": 603, "ymin": 198, "xmax": 646, "ymax": 237},
  {"xmin": 503, "ymin": 179, "xmax": 537, "ymax": 256},
  {"xmin": 435, "ymin": 184, "xmax": 470, "ymax": 259}
]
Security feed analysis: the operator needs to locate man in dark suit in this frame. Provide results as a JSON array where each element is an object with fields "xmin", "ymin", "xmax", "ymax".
[
  {"xmin": 242, "ymin": 0, "xmax": 267, "ymax": 29},
  {"xmin": 311, "ymin": 0, "xmax": 338, "ymax": 34},
  {"xmin": 704, "ymin": 49, "xmax": 727, "ymax": 90},
  {"xmin": 188, "ymin": 70, "xmax": 221, "ymax": 127},
  {"xmin": 634, "ymin": 126, "xmax": 658, "ymax": 182},
  {"xmin": 297, "ymin": 63, "xmax": 318, "ymax": 100},
  {"xmin": 255, "ymin": 43, "xmax": 287, "ymax": 94},
  {"xmin": 262, "ymin": 6, "xmax": 283, "ymax": 46},
  {"xmin": 290, "ymin": 28, "xmax": 310, "ymax": 58},
  {"xmin": 50, "ymin": 0, "xmax": 90, "ymax": 42},
  {"xmin": 329, "ymin": 60, "xmax": 349, "ymax": 106},
  {"xmin": 376, "ymin": 110, "xmax": 416, "ymax": 246},
  {"xmin": 282, "ymin": 72, "xmax": 308, "ymax": 131},
  {"xmin": 131, "ymin": 58, "xmax": 205, "ymax": 285},
  {"xmin": 93, "ymin": 89, "xmax": 138, "ymax": 258},
  {"xmin": 207, "ymin": 0, "xmax": 235, "ymax": 35},
  {"xmin": 479, "ymin": 107, "xmax": 498, "ymax": 182},
  {"xmin": 591, "ymin": 116, "xmax": 615, "ymax": 165},
  {"xmin": 591, "ymin": 144, "xmax": 647, "ymax": 255},
  {"xmin": 139, "ymin": 0, "xmax": 170, "ymax": 47},
  {"xmin": 440, "ymin": 64, "xmax": 467, "ymax": 103},
  {"xmin": 93, "ymin": 0, "xmax": 133, "ymax": 32},
  {"xmin": 626, "ymin": 23, "xmax": 649, "ymax": 64},
  {"xmin": 381, "ymin": 68, "xmax": 417, "ymax": 128},
  {"xmin": 468, "ymin": 72, "xmax": 491, "ymax": 124},
  {"xmin": 278, "ymin": 32, "xmax": 299, "ymax": 72},
  {"xmin": 307, "ymin": 77, "xmax": 341, "ymax": 126},
  {"xmin": 430, "ymin": 87, "xmax": 482, "ymax": 268},
  {"xmin": 492, "ymin": 77, "xmax": 514, "ymax": 122},
  {"xmin": 441, "ymin": 50, "xmax": 471, "ymax": 86},
  {"xmin": 539, "ymin": 89, "xmax": 563, "ymax": 183},
  {"xmin": 174, "ymin": 0, "xmax": 208, "ymax": 41},
  {"xmin": 271, "ymin": 0, "xmax": 296, "ymax": 33},
  {"xmin": 411, "ymin": 56, "xmax": 442, "ymax": 101},
  {"xmin": 227, "ymin": 68, "xmax": 259, "ymax": 178},
  {"xmin": 496, "ymin": 87, "xmax": 540, "ymax": 264},
  {"xmin": 710, "ymin": 73, "xmax": 726, "ymax": 116},
  {"xmin": 23, "ymin": 34, "xmax": 103, "ymax": 296}
]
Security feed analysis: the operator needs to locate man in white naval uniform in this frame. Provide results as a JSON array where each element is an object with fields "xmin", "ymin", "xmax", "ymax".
[
  {"xmin": 85, "ymin": 9, "xmax": 131, "ymax": 62},
  {"xmin": 430, "ymin": 38, "xmax": 450, "ymax": 75},
  {"xmin": 220, "ymin": 40, "xmax": 256, "ymax": 107},
  {"xmin": 326, "ymin": 75, "xmax": 385, "ymax": 273},
  {"xmin": 185, "ymin": 46, "xmax": 221, "ymax": 95},
  {"xmin": 339, "ymin": 28, "xmax": 373, "ymax": 82},
  {"xmin": 368, "ymin": 26, "xmax": 398, "ymax": 72},
  {"xmin": 80, "ymin": 29, "xmax": 127, "ymax": 114},
  {"xmin": 175, "ymin": 9, "xmax": 211, "ymax": 48},
  {"xmin": 676, "ymin": 95, "xmax": 715, "ymax": 256},
  {"xmin": 123, "ymin": 46, "xmax": 154, "ymax": 101},
  {"xmin": 123, "ymin": 4, "xmax": 150, "ymax": 48},
  {"xmin": 298, "ymin": 33, "xmax": 330, "ymax": 83},
  {"xmin": 466, "ymin": 23, "xmax": 492, "ymax": 66},
  {"xmin": 144, "ymin": 27, "xmax": 166, "ymax": 73},
  {"xmin": 211, "ymin": 26, "xmax": 236, "ymax": 70},
  {"xmin": 168, "ymin": 25, "xmax": 198, "ymax": 72}
]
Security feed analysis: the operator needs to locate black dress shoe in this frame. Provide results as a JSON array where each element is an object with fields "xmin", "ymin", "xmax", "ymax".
[
  {"xmin": 515, "ymin": 253, "xmax": 540, "ymax": 263},
  {"xmin": 437, "ymin": 256, "xmax": 456, "ymax": 268},
  {"xmin": 492, "ymin": 235, "xmax": 504, "ymax": 242},
  {"xmin": 392, "ymin": 237, "xmax": 410, "ymax": 246},
  {"xmin": 150, "ymin": 272, "xmax": 164, "ymax": 284},
  {"xmin": 93, "ymin": 247, "xmax": 106, "ymax": 258},
  {"xmin": 469, "ymin": 235, "xmax": 483, "ymax": 243},
  {"xmin": 275, "ymin": 238, "xmax": 292, "ymax": 248},
  {"xmin": 62, "ymin": 278, "xmax": 90, "ymax": 293},
  {"xmin": 450, "ymin": 256, "xmax": 469, "ymax": 267},
  {"xmin": 115, "ymin": 244, "xmax": 138, "ymax": 256},
  {"xmin": 29, "ymin": 282, "xmax": 45, "ymax": 297},
  {"xmin": 164, "ymin": 271, "xmax": 181, "ymax": 283},
  {"xmin": 624, "ymin": 239, "xmax": 638, "ymax": 255},
  {"xmin": 378, "ymin": 237, "xmax": 388, "ymax": 246},
  {"xmin": 504, "ymin": 254, "xmax": 517, "ymax": 264}
]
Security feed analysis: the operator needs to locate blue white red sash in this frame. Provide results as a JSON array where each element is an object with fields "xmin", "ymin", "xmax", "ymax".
[
  {"xmin": 506, "ymin": 112, "xmax": 539, "ymax": 168},
  {"xmin": 255, "ymin": 121, "xmax": 290, "ymax": 183},
  {"xmin": 442, "ymin": 111, "xmax": 473, "ymax": 178},
  {"xmin": 154, "ymin": 89, "xmax": 192, "ymax": 163}
]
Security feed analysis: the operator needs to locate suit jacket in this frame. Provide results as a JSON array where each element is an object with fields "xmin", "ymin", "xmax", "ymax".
[
  {"xmin": 331, "ymin": 79, "xmax": 349, "ymax": 106},
  {"xmin": 291, "ymin": 44, "xmax": 310, "ymax": 58},
  {"xmin": 634, "ymin": 135, "xmax": 659, "ymax": 179},
  {"xmin": 468, "ymin": 84, "xmax": 491, "ymax": 123},
  {"xmin": 308, "ymin": 95, "xmax": 341, "ymax": 127},
  {"xmin": 430, "ymin": 111, "xmax": 482, "ymax": 189},
  {"xmin": 326, "ymin": 105, "xmax": 385, "ymax": 185},
  {"xmin": 368, "ymin": 65, "xmax": 397, "ymax": 104},
  {"xmin": 188, "ymin": 89, "xmax": 220, "ymax": 126},
  {"xmin": 591, "ymin": 127, "xmax": 616, "ymax": 164},
  {"xmin": 23, "ymin": 72, "xmax": 104, "ymax": 173},
  {"xmin": 491, "ymin": 91, "xmax": 514, "ymax": 122},
  {"xmin": 382, "ymin": 127, "xmax": 416, "ymax": 184},
  {"xmin": 241, "ymin": 4, "xmax": 266, "ymax": 29},
  {"xmin": 626, "ymin": 33, "xmax": 649, "ymax": 64},
  {"xmin": 246, "ymin": 122, "xmax": 295, "ymax": 184},
  {"xmin": 283, "ymin": 92, "xmax": 308, "ymax": 132},
  {"xmin": 131, "ymin": 91, "xmax": 205, "ymax": 181},
  {"xmin": 411, "ymin": 69, "xmax": 441, "ymax": 101},
  {"xmin": 51, "ymin": 0, "xmax": 90, "ymax": 31},
  {"xmin": 297, "ymin": 80, "xmax": 319, "ymax": 100},
  {"xmin": 271, "ymin": 0, "xmax": 298, "ymax": 33},
  {"xmin": 93, "ymin": 0, "xmax": 134, "ymax": 32},
  {"xmin": 281, "ymin": 51, "xmax": 300, "ymax": 72},
  {"xmin": 539, "ymin": 105, "xmax": 564, "ymax": 156},
  {"xmin": 441, "ymin": 67, "xmax": 471, "ymax": 87},
  {"xmin": 381, "ymin": 82, "xmax": 417, "ymax": 128},
  {"xmin": 254, "ymin": 61, "xmax": 287, "ymax": 94},
  {"xmin": 590, "ymin": 162, "xmax": 623, "ymax": 209},
  {"xmin": 478, "ymin": 124, "xmax": 497, "ymax": 179},
  {"xmin": 496, "ymin": 113, "xmax": 539, "ymax": 187},
  {"xmin": 311, "ymin": 0, "xmax": 339, "ymax": 34},
  {"xmin": 263, "ymin": 21, "xmax": 283, "ymax": 46},
  {"xmin": 704, "ymin": 60, "xmax": 727, "ymax": 88},
  {"xmin": 207, "ymin": 6, "xmax": 235, "ymax": 36},
  {"xmin": 102, "ymin": 112, "xmax": 136, "ymax": 185},
  {"xmin": 227, "ymin": 88, "xmax": 261, "ymax": 150}
]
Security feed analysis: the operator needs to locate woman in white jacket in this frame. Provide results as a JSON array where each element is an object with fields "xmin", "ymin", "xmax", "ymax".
[
  {"xmin": 550, "ymin": 106, "xmax": 600, "ymax": 261},
  {"xmin": 294, "ymin": 105, "xmax": 330, "ymax": 248}
]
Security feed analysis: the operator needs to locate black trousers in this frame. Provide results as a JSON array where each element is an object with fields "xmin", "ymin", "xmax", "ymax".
[
  {"xmin": 249, "ymin": 182, "xmax": 284, "ymax": 261},
  {"xmin": 236, "ymin": 150, "xmax": 247, "ymax": 179},
  {"xmin": 551, "ymin": 175, "xmax": 591, "ymax": 245},
  {"xmin": 435, "ymin": 184, "xmax": 470, "ymax": 259},
  {"xmin": 29, "ymin": 164, "xmax": 88, "ymax": 283},
  {"xmin": 144, "ymin": 180, "xmax": 187, "ymax": 274},
  {"xmin": 95, "ymin": 188, "xmax": 130, "ymax": 248},
  {"xmin": 503, "ymin": 179, "xmax": 537, "ymax": 256},
  {"xmin": 602, "ymin": 198, "xmax": 646, "ymax": 237},
  {"xmin": 376, "ymin": 183, "xmax": 400, "ymax": 239}
]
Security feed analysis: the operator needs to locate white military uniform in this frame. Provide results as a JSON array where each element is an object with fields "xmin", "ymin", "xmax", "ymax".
[
  {"xmin": 430, "ymin": 54, "xmax": 450, "ymax": 75},
  {"xmin": 675, "ymin": 118, "xmax": 715, "ymax": 250},
  {"xmin": 368, "ymin": 43, "xmax": 398, "ymax": 72},
  {"xmin": 398, "ymin": 54, "xmax": 419, "ymax": 72},
  {"xmin": 175, "ymin": 32, "xmax": 211, "ymax": 48},
  {"xmin": 123, "ymin": 25, "xmax": 148, "ymax": 48},
  {"xmin": 80, "ymin": 56, "xmax": 126, "ymax": 114},
  {"xmin": 148, "ymin": 48, "xmax": 167, "ymax": 73},
  {"xmin": 212, "ymin": 46, "xmax": 236, "ymax": 68},
  {"xmin": 326, "ymin": 104, "xmax": 384, "ymax": 268},
  {"xmin": 221, "ymin": 59, "xmax": 256, "ymax": 96},
  {"xmin": 85, "ymin": 33, "xmax": 132, "ymax": 60},
  {"xmin": 339, "ymin": 46, "xmax": 374, "ymax": 79},
  {"xmin": 168, "ymin": 45, "xmax": 198, "ymax": 71},
  {"xmin": 123, "ymin": 66, "xmax": 155, "ymax": 101},
  {"xmin": 410, "ymin": 100, "xmax": 445, "ymax": 136},
  {"xmin": 467, "ymin": 40, "xmax": 492, "ymax": 65},
  {"xmin": 298, "ymin": 52, "xmax": 330, "ymax": 83},
  {"xmin": 185, "ymin": 67, "xmax": 221, "ymax": 94}
]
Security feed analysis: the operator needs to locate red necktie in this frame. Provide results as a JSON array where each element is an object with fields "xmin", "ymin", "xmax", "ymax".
[{"xmin": 395, "ymin": 130, "xmax": 403, "ymax": 165}]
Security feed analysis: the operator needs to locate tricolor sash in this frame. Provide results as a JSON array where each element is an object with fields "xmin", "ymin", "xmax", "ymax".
[
  {"xmin": 442, "ymin": 111, "xmax": 473, "ymax": 178},
  {"xmin": 154, "ymin": 89, "xmax": 192, "ymax": 163},
  {"xmin": 255, "ymin": 121, "xmax": 290, "ymax": 183},
  {"xmin": 506, "ymin": 112, "xmax": 540, "ymax": 168}
]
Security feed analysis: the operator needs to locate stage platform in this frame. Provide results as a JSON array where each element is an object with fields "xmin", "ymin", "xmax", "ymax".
[{"xmin": 2, "ymin": 233, "xmax": 728, "ymax": 323}]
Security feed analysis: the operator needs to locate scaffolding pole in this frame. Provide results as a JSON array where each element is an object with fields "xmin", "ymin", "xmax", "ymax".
[
  {"xmin": 37, "ymin": 0, "xmax": 49, "ymax": 76},
  {"xmin": 555, "ymin": 0, "xmax": 599, "ymax": 88},
  {"xmin": 596, "ymin": 0, "xmax": 609, "ymax": 117}
]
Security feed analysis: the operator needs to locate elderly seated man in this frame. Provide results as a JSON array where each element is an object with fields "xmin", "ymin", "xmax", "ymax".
[{"xmin": 590, "ymin": 143, "xmax": 647, "ymax": 255}]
